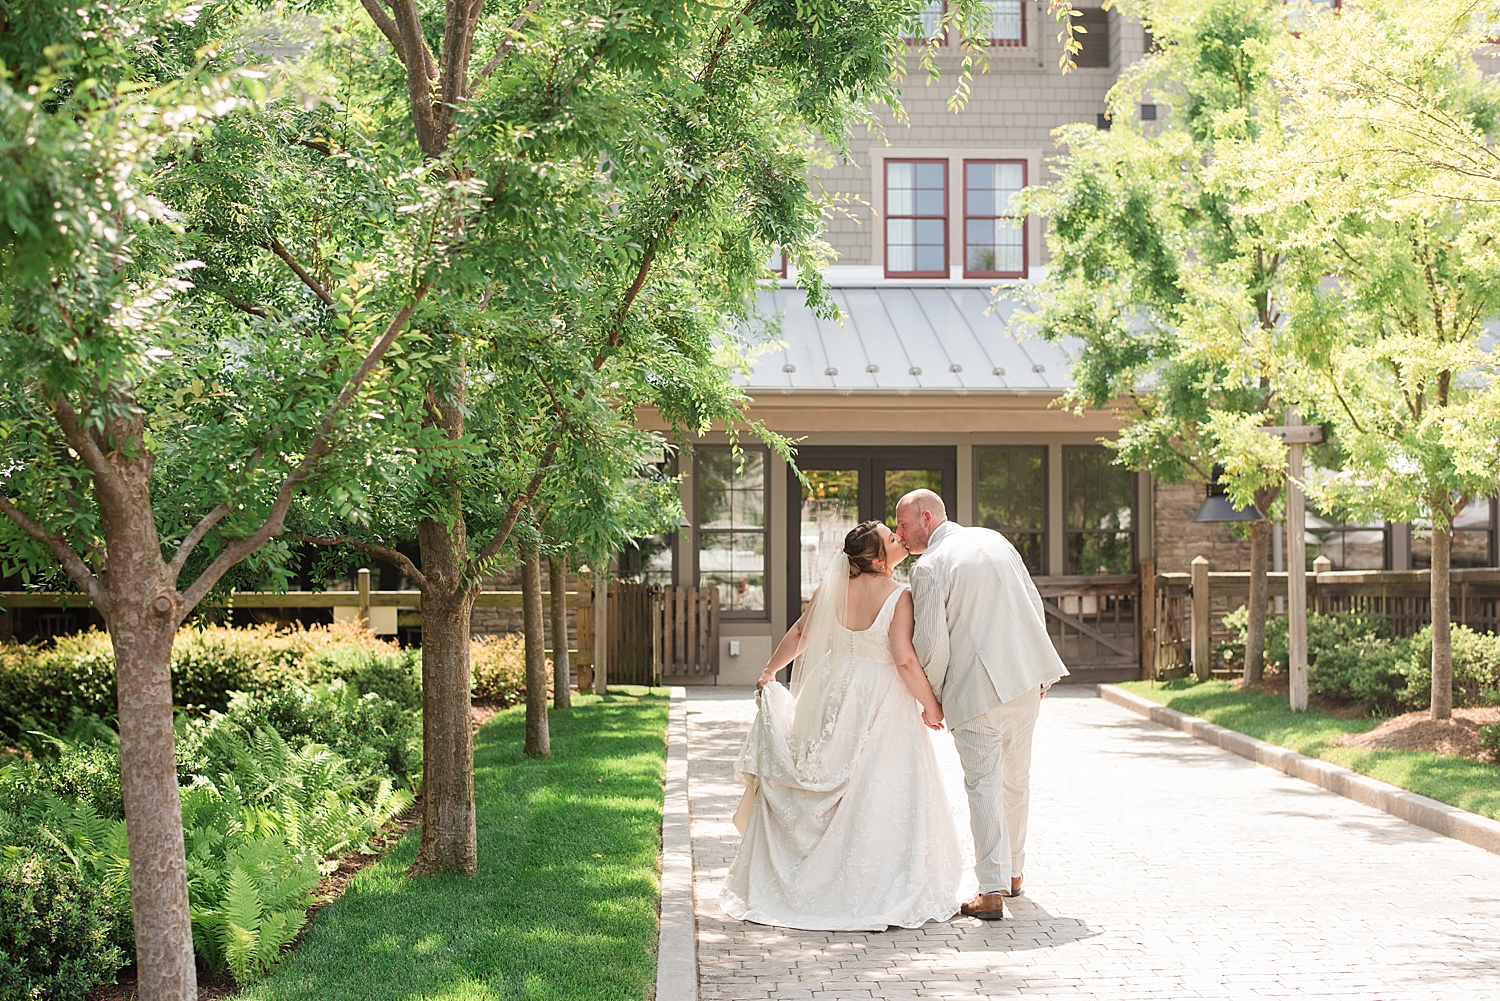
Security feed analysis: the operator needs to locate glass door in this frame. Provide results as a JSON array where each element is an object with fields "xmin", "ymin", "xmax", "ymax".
[{"xmin": 786, "ymin": 448, "xmax": 956, "ymax": 626}]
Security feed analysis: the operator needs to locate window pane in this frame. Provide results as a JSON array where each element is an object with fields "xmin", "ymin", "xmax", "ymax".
[
  {"xmin": 1455, "ymin": 497, "xmax": 1492, "ymax": 530},
  {"xmin": 699, "ymin": 449, "xmax": 733, "ymax": 493},
  {"xmin": 801, "ymin": 469, "xmax": 861, "ymax": 609},
  {"xmin": 887, "ymin": 218, "xmax": 915, "ymax": 272},
  {"xmin": 1067, "ymin": 532, "xmax": 1133, "ymax": 575},
  {"xmin": 916, "ymin": 161, "xmax": 945, "ymax": 189},
  {"xmin": 915, "ymin": 241, "xmax": 945, "ymax": 273},
  {"xmin": 977, "ymin": 448, "xmax": 1045, "ymax": 533},
  {"xmin": 1065, "ymin": 447, "xmax": 1133, "ymax": 530},
  {"xmin": 700, "ymin": 532, "xmax": 765, "ymax": 611},
  {"xmin": 884, "ymin": 469, "xmax": 944, "ymax": 530},
  {"xmin": 967, "ymin": 163, "xmax": 996, "ymax": 215},
  {"xmin": 988, "ymin": 0, "xmax": 1022, "ymax": 40},
  {"xmin": 1413, "ymin": 529, "xmax": 1492, "ymax": 569},
  {"xmin": 1010, "ymin": 533, "xmax": 1044, "ymax": 575},
  {"xmin": 967, "ymin": 219, "xmax": 1022, "ymax": 273},
  {"xmin": 887, "ymin": 162, "xmax": 914, "ymax": 215}
]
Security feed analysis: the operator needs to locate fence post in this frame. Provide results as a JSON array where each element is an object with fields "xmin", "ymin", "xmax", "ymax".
[
  {"xmin": 1311, "ymin": 555, "xmax": 1331, "ymax": 615},
  {"xmin": 1191, "ymin": 556, "xmax": 1211, "ymax": 681},
  {"xmin": 1139, "ymin": 561, "xmax": 1156, "ymax": 681},
  {"xmin": 357, "ymin": 568, "xmax": 371, "ymax": 626},
  {"xmin": 593, "ymin": 571, "xmax": 609, "ymax": 695}
]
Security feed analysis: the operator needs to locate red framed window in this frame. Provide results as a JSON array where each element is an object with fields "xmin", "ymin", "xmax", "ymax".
[
  {"xmin": 766, "ymin": 248, "xmax": 786, "ymax": 277},
  {"xmin": 981, "ymin": 0, "xmax": 1024, "ymax": 46},
  {"xmin": 885, "ymin": 159, "xmax": 948, "ymax": 278},
  {"xmin": 964, "ymin": 159, "xmax": 1026, "ymax": 278}
]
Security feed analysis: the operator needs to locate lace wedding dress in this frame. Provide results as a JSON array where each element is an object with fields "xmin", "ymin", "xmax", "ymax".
[{"xmin": 719, "ymin": 567, "xmax": 964, "ymax": 931}]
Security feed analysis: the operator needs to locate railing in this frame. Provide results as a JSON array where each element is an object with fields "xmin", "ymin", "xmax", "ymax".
[
  {"xmin": 1151, "ymin": 560, "xmax": 1500, "ymax": 680},
  {"xmin": 1034, "ymin": 574, "xmax": 1141, "ymax": 682},
  {"xmin": 0, "ymin": 567, "xmax": 596, "ymax": 666}
]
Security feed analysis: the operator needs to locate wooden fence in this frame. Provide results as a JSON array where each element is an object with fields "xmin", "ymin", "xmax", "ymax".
[
  {"xmin": 0, "ymin": 567, "xmax": 595, "ymax": 667},
  {"xmin": 1150, "ymin": 562, "xmax": 1500, "ymax": 680},
  {"xmin": 659, "ymin": 585, "xmax": 720, "ymax": 680},
  {"xmin": 1034, "ymin": 574, "xmax": 1142, "ymax": 683}
]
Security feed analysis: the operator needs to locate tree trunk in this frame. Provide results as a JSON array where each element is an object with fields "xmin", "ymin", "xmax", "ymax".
[
  {"xmin": 93, "ymin": 428, "xmax": 197, "ymax": 1001},
  {"xmin": 549, "ymin": 555, "xmax": 571, "ymax": 711},
  {"xmin": 412, "ymin": 562, "xmax": 478, "ymax": 875},
  {"xmin": 1431, "ymin": 520, "xmax": 1453, "ymax": 721},
  {"xmin": 523, "ymin": 546, "xmax": 551, "ymax": 757},
  {"xmin": 1244, "ymin": 518, "xmax": 1270, "ymax": 684},
  {"xmin": 113, "ymin": 615, "xmax": 196, "ymax": 1001}
]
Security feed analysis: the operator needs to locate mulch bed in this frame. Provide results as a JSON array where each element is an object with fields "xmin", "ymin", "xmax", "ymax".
[
  {"xmin": 1232, "ymin": 672, "xmax": 1370, "ymax": 718},
  {"xmin": 1333, "ymin": 707, "xmax": 1500, "ymax": 762},
  {"xmin": 1229, "ymin": 672, "xmax": 1499, "ymax": 760}
]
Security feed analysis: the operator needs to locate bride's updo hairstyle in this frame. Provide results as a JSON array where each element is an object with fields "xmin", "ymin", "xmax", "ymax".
[{"xmin": 843, "ymin": 521, "xmax": 887, "ymax": 578}]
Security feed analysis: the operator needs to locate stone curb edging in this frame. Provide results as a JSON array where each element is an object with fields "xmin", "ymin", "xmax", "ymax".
[
  {"xmin": 655, "ymin": 687, "xmax": 698, "ymax": 1001},
  {"xmin": 1098, "ymin": 684, "xmax": 1500, "ymax": 858}
]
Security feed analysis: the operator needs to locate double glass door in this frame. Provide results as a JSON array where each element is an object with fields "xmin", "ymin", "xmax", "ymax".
[{"xmin": 788, "ymin": 447, "xmax": 957, "ymax": 623}]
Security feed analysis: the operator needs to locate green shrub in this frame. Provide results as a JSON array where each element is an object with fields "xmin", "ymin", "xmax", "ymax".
[
  {"xmin": 1398, "ymin": 625, "xmax": 1500, "ymax": 710},
  {"xmin": 471, "ymin": 633, "xmax": 529, "ymax": 703},
  {"xmin": 0, "ymin": 741, "xmax": 123, "ymax": 821},
  {"xmin": 0, "ymin": 622, "xmax": 414, "ymax": 738},
  {"xmin": 0, "ymin": 849, "xmax": 125, "ymax": 1001},
  {"xmin": 178, "ymin": 682, "xmax": 422, "ymax": 790},
  {"xmin": 1481, "ymin": 718, "xmax": 1500, "ymax": 763}
]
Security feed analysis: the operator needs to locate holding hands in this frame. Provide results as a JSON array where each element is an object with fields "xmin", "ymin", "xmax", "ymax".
[{"xmin": 919, "ymin": 701, "xmax": 944, "ymax": 731}]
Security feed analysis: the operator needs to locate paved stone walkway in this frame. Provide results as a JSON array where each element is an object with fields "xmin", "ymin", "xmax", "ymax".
[{"xmin": 686, "ymin": 686, "xmax": 1500, "ymax": 1000}]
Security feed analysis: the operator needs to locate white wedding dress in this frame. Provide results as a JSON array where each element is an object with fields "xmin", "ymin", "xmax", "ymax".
[{"xmin": 719, "ymin": 571, "xmax": 964, "ymax": 931}]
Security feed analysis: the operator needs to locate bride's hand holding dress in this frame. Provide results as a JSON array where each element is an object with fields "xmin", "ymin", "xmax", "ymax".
[{"xmin": 719, "ymin": 521, "xmax": 965, "ymax": 931}]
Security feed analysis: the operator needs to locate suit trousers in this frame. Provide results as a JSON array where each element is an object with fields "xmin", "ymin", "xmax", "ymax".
[{"xmin": 949, "ymin": 685, "xmax": 1041, "ymax": 894}]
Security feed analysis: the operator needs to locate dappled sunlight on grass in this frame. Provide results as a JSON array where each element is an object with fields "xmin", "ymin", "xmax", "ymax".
[
  {"xmin": 245, "ymin": 690, "xmax": 669, "ymax": 1001},
  {"xmin": 1120, "ymin": 680, "xmax": 1500, "ymax": 821}
]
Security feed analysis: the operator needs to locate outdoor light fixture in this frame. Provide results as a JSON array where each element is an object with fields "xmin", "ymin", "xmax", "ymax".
[{"xmin": 1190, "ymin": 465, "xmax": 1265, "ymax": 523}]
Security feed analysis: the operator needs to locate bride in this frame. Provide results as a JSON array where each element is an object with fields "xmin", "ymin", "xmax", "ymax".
[{"xmin": 719, "ymin": 521, "xmax": 965, "ymax": 930}]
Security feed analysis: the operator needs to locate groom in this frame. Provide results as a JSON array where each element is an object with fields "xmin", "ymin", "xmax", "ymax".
[{"xmin": 895, "ymin": 489, "xmax": 1069, "ymax": 922}]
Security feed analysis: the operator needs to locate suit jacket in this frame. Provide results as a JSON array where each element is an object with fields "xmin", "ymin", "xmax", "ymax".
[{"xmin": 910, "ymin": 521, "xmax": 1069, "ymax": 728}]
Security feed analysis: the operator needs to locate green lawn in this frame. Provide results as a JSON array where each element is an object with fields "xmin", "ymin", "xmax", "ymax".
[
  {"xmin": 246, "ymin": 687, "xmax": 671, "ymax": 1001},
  {"xmin": 1118, "ymin": 679, "xmax": 1500, "ymax": 822}
]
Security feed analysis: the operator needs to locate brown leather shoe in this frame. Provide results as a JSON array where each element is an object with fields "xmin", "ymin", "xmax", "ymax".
[
  {"xmin": 1010, "ymin": 874, "xmax": 1024, "ymax": 898},
  {"xmin": 960, "ymin": 891, "xmax": 1006, "ymax": 921}
]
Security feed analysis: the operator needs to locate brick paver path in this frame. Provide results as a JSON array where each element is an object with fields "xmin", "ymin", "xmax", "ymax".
[{"xmin": 687, "ymin": 686, "xmax": 1500, "ymax": 1000}]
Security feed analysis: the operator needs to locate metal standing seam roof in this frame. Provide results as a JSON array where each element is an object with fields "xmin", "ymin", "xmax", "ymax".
[{"xmin": 737, "ymin": 287, "xmax": 1075, "ymax": 394}]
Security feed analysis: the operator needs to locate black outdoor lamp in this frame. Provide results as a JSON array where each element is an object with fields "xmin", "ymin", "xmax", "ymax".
[{"xmin": 1191, "ymin": 465, "xmax": 1265, "ymax": 523}]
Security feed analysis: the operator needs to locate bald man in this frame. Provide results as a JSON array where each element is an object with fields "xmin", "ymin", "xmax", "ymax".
[{"xmin": 894, "ymin": 489, "xmax": 1068, "ymax": 921}]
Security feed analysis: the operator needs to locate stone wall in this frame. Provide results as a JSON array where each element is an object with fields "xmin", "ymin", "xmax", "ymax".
[{"xmin": 1152, "ymin": 481, "xmax": 1258, "ymax": 575}]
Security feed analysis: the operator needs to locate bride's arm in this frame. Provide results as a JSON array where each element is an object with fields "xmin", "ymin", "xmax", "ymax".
[
  {"xmin": 755, "ymin": 600, "xmax": 814, "ymax": 690},
  {"xmin": 889, "ymin": 591, "xmax": 943, "ymax": 728}
]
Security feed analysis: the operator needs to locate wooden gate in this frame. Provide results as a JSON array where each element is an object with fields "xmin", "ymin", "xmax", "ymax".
[
  {"xmin": 660, "ymin": 585, "xmax": 719, "ymax": 679},
  {"xmin": 608, "ymin": 581, "xmax": 658, "ymax": 686}
]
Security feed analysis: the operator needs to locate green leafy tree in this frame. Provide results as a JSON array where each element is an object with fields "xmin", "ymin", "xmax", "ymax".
[
  {"xmin": 1019, "ymin": 0, "xmax": 1292, "ymax": 680},
  {"xmin": 1240, "ymin": 0, "xmax": 1500, "ymax": 720},
  {"xmin": 284, "ymin": 0, "xmax": 1036, "ymax": 875},
  {"xmin": 0, "ymin": 6, "xmax": 441, "ymax": 996}
]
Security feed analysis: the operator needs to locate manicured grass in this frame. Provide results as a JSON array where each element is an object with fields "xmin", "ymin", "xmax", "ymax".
[
  {"xmin": 246, "ymin": 687, "xmax": 671, "ymax": 1001},
  {"xmin": 1118, "ymin": 679, "xmax": 1500, "ymax": 822}
]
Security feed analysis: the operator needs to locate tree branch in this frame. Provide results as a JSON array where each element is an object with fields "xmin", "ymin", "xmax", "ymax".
[
  {"xmin": 50, "ymin": 397, "xmax": 114, "ymax": 483},
  {"xmin": 220, "ymin": 292, "xmax": 269, "ymax": 318},
  {"xmin": 167, "ymin": 503, "xmax": 230, "ymax": 580},
  {"xmin": 359, "ymin": 0, "xmax": 406, "ymax": 58},
  {"xmin": 178, "ymin": 285, "xmax": 432, "ymax": 612},
  {"xmin": 297, "ymin": 533, "xmax": 430, "ymax": 591},
  {"xmin": 266, "ymin": 238, "xmax": 335, "ymax": 307},
  {"xmin": 476, "ymin": 0, "xmax": 548, "ymax": 82},
  {"xmin": 473, "ymin": 437, "xmax": 562, "ymax": 568},
  {"xmin": 0, "ymin": 494, "xmax": 109, "ymax": 612}
]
